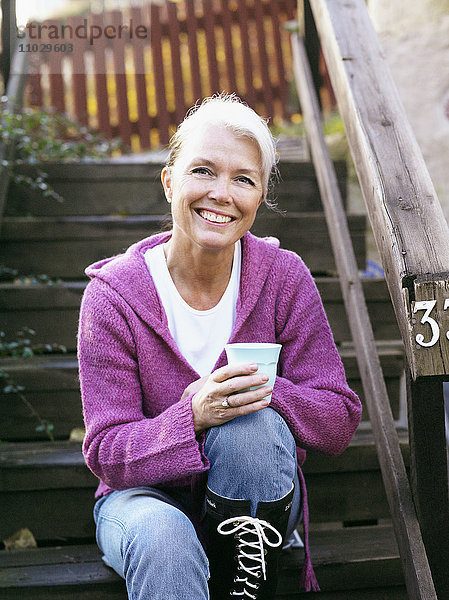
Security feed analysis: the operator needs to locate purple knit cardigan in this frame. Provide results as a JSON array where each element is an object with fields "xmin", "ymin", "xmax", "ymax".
[{"xmin": 78, "ymin": 231, "xmax": 361, "ymax": 591}]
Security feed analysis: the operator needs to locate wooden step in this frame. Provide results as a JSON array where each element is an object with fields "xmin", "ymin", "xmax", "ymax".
[
  {"xmin": 0, "ymin": 430, "xmax": 409, "ymax": 543},
  {"xmin": 0, "ymin": 525, "xmax": 406, "ymax": 599},
  {"xmin": 0, "ymin": 213, "xmax": 366, "ymax": 278},
  {"xmin": 0, "ymin": 343, "xmax": 404, "ymax": 441},
  {"xmin": 0, "ymin": 277, "xmax": 399, "ymax": 353},
  {"xmin": 5, "ymin": 160, "xmax": 347, "ymax": 217}
]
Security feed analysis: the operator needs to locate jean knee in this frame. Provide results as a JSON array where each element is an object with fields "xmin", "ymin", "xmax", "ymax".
[
  {"xmin": 205, "ymin": 408, "xmax": 297, "ymax": 499},
  {"xmin": 206, "ymin": 408, "xmax": 295, "ymax": 460}
]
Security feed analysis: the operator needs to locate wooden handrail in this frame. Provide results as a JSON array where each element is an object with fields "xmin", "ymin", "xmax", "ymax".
[
  {"xmin": 291, "ymin": 28, "xmax": 437, "ymax": 600},
  {"xmin": 294, "ymin": 1, "xmax": 449, "ymax": 596},
  {"xmin": 307, "ymin": 0, "xmax": 449, "ymax": 381}
]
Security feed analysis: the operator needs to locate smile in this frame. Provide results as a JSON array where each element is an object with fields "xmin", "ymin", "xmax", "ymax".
[{"xmin": 197, "ymin": 209, "xmax": 234, "ymax": 224}]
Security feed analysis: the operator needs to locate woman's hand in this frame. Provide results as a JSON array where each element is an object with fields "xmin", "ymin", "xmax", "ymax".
[
  {"xmin": 181, "ymin": 376, "xmax": 209, "ymax": 400},
  {"xmin": 190, "ymin": 363, "xmax": 272, "ymax": 434}
]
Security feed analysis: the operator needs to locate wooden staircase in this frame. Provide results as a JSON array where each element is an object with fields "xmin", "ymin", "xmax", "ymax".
[{"xmin": 0, "ymin": 154, "xmax": 409, "ymax": 598}]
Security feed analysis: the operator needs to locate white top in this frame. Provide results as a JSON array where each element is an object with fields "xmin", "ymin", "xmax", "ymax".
[{"xmin": 144, "ymin": 241, "xmax": 241, "ymax": 376}]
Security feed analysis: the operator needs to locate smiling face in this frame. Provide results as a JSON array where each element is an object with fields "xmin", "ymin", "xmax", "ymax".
[{"xmin": 161, "ymin": 124, "xmax": 265, "ymax": 257}]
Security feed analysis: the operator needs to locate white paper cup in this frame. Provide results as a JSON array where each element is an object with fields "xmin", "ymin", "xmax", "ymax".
[{"xmin": 225, "ymin": 342, "xmax": 282, "ymax": 403}]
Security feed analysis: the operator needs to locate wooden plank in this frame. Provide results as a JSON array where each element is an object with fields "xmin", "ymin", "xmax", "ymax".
[
  {"xmin": 0, "ymin": 433, "xmax": 408, "ymax": 535},
  {"xmin": 254, "ymin": 0, "xmax": 274, "ymax": 117},
  {"xmin": 220, "ymin": 0, "xmax": 238, "ymax": 92},
  {"xmin": 150, "ymin": 3, "xmax": 170, "ymax": 145},
  {"xmin": 45, "ymin": 20, "xmax": 66, "ymax": 113},
  {"xmin": 291, "ymin": 27, "xmax": 436, "ymax": 600},
  {"xmin": 130, "ymin": 6, "xmax": 151, "ymax": 149},
  {"xmin": 310, "ymin": 0, "xmax": 449, "ymax": 380},
  {"xmin": 90, "ymin": 13, "xmax": 112, "ymax": 138},
  {"xmin": 0, "ymin": 525, "xmax": 405, "ymax": 598},
  {"xmin": 0, "ymin": 343, "xmax": 403, "ymax": 441},
  {"xmin": 236, "ymin": 0, "xmax": 256, "ymax": 107},
  {"xmin": 0, "ymin": 0, "xmax": 15, "ymax": 87},
  {"xmin": 0, "ymin": 277, "xmax": 398, "ymax": 357},
  {"xmin": 67, "ymin": 17, "xmax": 88, "ymax": 126},
  {"xmin": 5, "ymin": 160, "xmax": 347, "ymax": 217},
  {"xmin": 166, "ymin": 0, "xmax": 186, "ymax": 124},
  {"xmin": 0, "ymin": 213, "xmax": 366, "ymax": 278},
  {"xmin": 0, "ymin": 355, "xmax": 82, "ymax": 441},
  {"xmin": 185, "ymin": 0, "xmax": 203, "ymax": 102},
  {"xmin": 202, "ymin": 0, "xmax": 220, "ymax": 94},
  {"xmin": 0, "ymin": 488, "xmax": 96, "ymax": 541},
  {"xmin": 110, "ymin": 10, "xmax": 131, "ymax": 147},
  {"xmin": 405, "ymin": 276, "xmax": 449, "ymax": 377},
  {"xmin": 406, "ymin": 373, "xmax": 449, "ymax": 598},
  {"xmin": 0, "ymin": 45, "xmax": 28, "ymax": 231},
  {"xmin": 269, "ymin": 0, "xmax": 289, "ymax": 119}
]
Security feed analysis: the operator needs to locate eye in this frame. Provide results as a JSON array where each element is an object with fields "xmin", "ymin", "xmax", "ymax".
[
  {"xmin": 191, "ymin": 166, "xmax": 212, "ymax": 176},
  {"xmin": 235, "ymin": 175, "xmax": 256, "ymax": 186}
]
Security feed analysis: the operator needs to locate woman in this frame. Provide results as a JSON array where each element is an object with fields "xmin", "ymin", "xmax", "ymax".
[{"xmin": 78, "ymin": 95, "xmax": 362, "ymax": 599}]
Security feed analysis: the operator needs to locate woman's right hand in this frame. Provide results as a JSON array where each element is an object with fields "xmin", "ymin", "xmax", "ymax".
[{"xmin": 190, "ymin": 363, "xmax": 272, "ymax": 434}]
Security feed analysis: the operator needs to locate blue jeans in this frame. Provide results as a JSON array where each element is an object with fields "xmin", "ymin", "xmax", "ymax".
[{"xmin": 94, "ymin": 408, "xmax": 301, "ymax": 600}]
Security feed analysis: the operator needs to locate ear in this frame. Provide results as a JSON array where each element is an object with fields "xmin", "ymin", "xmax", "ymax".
[
  {"xmin": 161, "ymin": 167, "xmax": 173, "ymax": 203},
  {"xmin": 258, "ymin": 193, "xmax": 266, "ymax": 208}
]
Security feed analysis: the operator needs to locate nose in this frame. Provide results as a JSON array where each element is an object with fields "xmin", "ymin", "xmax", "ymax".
[{"xmin": 208, "ymin": 175, "xmax": 231, "ymax": 204}]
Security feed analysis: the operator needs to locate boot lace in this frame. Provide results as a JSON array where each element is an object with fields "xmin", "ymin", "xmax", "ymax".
[{"xmin": 217, "ymin": 516, "xmax": 283, "ymax": 599}]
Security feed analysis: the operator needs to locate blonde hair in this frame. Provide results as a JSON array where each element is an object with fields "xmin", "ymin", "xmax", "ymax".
[{"xmin": 167, "ymin": 94, "xmax": 278, "ymax": 207}]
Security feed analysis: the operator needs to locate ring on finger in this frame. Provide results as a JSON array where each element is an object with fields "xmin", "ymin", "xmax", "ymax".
[{"xmin": 222, "ymin": 397, "xmax": 232, "ymax": 408}]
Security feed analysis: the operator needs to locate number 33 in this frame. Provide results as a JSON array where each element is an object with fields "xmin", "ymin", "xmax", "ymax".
[{"xmin": 413, "ymin": 300, "xmax": 449, "ymax": 347}]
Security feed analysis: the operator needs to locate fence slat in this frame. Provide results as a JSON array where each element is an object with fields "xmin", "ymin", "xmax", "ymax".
[
  {"xmin": 150, "ymin": 3, "xmax": 170, "ymax": 144},
  {"xmin": 202, "ymin": 0, "xmax": 221, "ymax": 94},
  {"xmin": 90, "ymin": 12, "xmax": 112, "ymax": 138},
  {"xmin": 46, "ymin": 20, "xmax": 65, "ymax": 113},
  {"xmin": 110, "ymin": 10, "xmax": 132, "ymax": 146},
  {"xmin": 130, "ymin": 6, "xmax": 150, "ymax": 148},
  {"xmin": 27, "ymin": 52, "xmax": 43, "ymax": 108},
  {"xmin": 220, "ymin": 0, "xmax": 238, "ymax": 92},
  {"xmin": 185, "ymin": 0, "xmax": 203, "ymax": 103},
  {"xmin": 167, "ymin": 1, "xmax": 186, "ymax": 123},
  {"xmin": 254, "ymin": 0, "xmax": 273, "ymax": 116},
  {"xmin": 269, "ymin": 0, "xmax": 288, "ymax": 119},
  {"xmin": 68, "ymin": 17, "xmax": 88, "ymax": 126},
  {"xmin": 236, "ymin": 0, "xmax": 256, "ymax": 106}
]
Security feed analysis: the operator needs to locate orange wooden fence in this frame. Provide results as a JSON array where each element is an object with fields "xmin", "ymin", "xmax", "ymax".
[{"xmin": 24, "ymin": 0, "xmax": 299, "ymax": 150}]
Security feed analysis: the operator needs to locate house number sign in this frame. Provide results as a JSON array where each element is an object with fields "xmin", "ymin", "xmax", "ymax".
[{"xmin": 413, "ymin": 299, "xmax": 449, "ymax": 348}]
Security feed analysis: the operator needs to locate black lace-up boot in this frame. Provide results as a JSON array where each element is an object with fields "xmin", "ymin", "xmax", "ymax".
[{"xmin": 205, "ymin": 485, "xmax": 294, "ymax": 600}]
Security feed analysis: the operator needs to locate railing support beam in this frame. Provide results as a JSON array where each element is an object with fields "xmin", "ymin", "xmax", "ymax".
[{"xmin": 406, "ymin": 372, "xmax": 449, "ymax": 598}]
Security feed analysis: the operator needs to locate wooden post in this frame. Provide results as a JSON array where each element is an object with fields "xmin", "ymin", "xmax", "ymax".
[
  {"xmin": 406, "ymin": 372, "xmax": 449, "ymax": 598},
  {"xmin": 1, "ymin": 0, "xmax": 16, "ymax": 91},
  {"xmin": 303, "ymin": 0, "xmax": 322, "ymax": 110},
  {"xmin": 0, "ymin": 45, "xmax": 27, "ymax": 233}
]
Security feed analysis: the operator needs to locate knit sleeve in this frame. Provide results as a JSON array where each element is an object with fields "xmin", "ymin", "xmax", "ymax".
[
  {"xmin": 78, "ymin": 280, "xmax": 209, "ymax": 490},
  {"xmin": 270, "ymin": 255, "xmax": 362, "ymax": 456}
]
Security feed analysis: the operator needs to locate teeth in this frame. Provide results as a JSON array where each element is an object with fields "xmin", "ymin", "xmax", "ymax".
[{"xmin": 199, "ymin": 210, "xmax": 232, "ymax": 223}]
